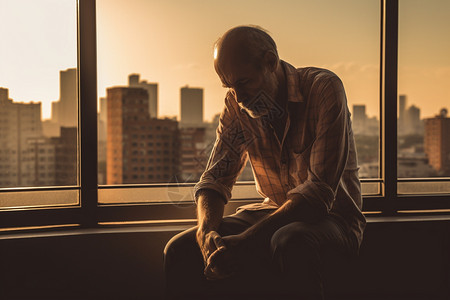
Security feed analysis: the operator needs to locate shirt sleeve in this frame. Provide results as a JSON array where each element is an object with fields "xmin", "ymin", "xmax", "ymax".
[
  {"xmin": 287, "ymin": 74, "xmax": 350, "ymax": 214},
  {"xmin": 193, "ymin": 94, "xmax": 249, "ymax": 204}
]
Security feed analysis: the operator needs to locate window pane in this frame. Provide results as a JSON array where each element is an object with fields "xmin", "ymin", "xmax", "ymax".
[
  {"xmin": 0, "ymin": 190, "xmax": 79, "ymax": 209},
  {"xmin": 97, "ymin": 0, "xmax": 380, "ymax": 203},
  {"xmin": 398, "ymin": 0, "xmax": 450, "ymax": 194},
  {"xmin": 0, "ymin": 0, "xmax": 78, "ymax": 207},
  {"xmin": 98, "ymin": 183, "xmax": 261, "ymax": 205},
  {"xmin": 398, "ymin": 181, "xmax": 450, "ymax": 195}
]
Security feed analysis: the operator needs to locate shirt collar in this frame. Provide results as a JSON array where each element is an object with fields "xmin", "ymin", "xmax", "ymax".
[{"xmin": 281, "ymin": 60, "xmax": 304, "ymax": 103}]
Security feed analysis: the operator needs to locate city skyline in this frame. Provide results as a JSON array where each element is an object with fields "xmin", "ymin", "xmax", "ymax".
[
  {"xmin": 1, "ymin": 71, "xmax": 448, "ymax": 125},
  {"xmin": 2, "ymin": 75, "xmax": 450, "ymax": 189},
  {"xmin": 1, "ymin": 0, "xmax": 450, "ymax": 121}
]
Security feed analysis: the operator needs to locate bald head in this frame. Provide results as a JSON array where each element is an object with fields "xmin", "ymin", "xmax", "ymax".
[
  {"xmin": 214, "ymin": 26, "xmax": 279, "ymax": 72},
  {"xmin": 213, "ymin": 26, "xmax": 285, "ymax": 119}
]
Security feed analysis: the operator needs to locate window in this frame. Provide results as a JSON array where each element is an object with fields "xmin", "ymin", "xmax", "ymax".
[
  {"xmin": 0, "ymin": 0, "xmax": 79, "ymax": 211},
  {"xmin": 96, "ymin": 0, "xmax": 381, "ymax": 204},
  {"xmin": 1, "ymin": 0, "xmax": 449, "ymax": 231},
  {"xmin": 397, "ymin": 0, "xmax": 450, "ymax": 194}
]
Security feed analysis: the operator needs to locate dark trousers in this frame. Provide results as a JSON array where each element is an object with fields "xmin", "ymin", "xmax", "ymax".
[{"xmin": 164, "ymin": 209, "xmax": 356, "ymax": 300}]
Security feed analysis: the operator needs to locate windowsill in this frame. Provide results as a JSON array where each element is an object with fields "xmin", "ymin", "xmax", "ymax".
[
  {"xmin": 365, "ymin": 213, "xmax": 450, "ymax": 223},
  {"xmin": 0, "ymin": 224, "xmax": 193, "ymax": 240},
  {"xmin": 1, "ymin": 212, "xmax": 449, "ymax": 241}
]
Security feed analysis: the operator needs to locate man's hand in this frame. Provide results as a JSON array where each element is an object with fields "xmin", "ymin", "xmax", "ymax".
[
  {"xmin": 196, "ymin": 230, "xmax": 226, "ymax": 268},
  {"xmin": 204, "ymin": 233, "xmax": 247, "ymax": 280}
]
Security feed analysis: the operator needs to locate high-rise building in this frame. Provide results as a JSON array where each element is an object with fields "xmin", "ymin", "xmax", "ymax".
[
  {"xmin": 52, "ymin": 68, "xmax": 78, "ymax": 127},
  {"xmin": 42, "ymin": 119, "xmax": 60, "ymax": 137},
  {"xmin": 128, "ymin": 74, "xmax": 158, "ymax": 118},
  {"xmin": 106, "ymin": 87, "xmax": 179, "ymax": 184},
  {"xmin": 398, "ymin": 94, "xmax": 407, "ymax": 135},
  {"xmin": 98, "ymin": 97, "xmax": 108, "ymax": 143},
  {"xmin": 49, "ymin": 68, "xmax": 77, "ymax": 136},
  {"xmin": 179, "ymin": 127, "xmax": 208, "ymax": 182},
  {"xmin": 0, "ymin": 87, "xmax": 9, "ymax": 102},
  {"xmin": 22, "ymin": 137, "xmax": 56, "ymax": 187},
  {"xmin": 352, "ymin": 104, "xmax": 367, "ymax": 134},
  {"xmin": 0, "ymin": 87, "xmax": 76, "ymax": 187},
  {"xmin": 180, "ymin": 86, "xmax": 203, "ymax": 127},
  {"xmin": 59, "ymin": 68, "xmax": 78, "ymax": 127},
  {"xmin": 398, "ymin": 94, "xmax": 423, "ymax": 135},
  {"xmin": 424, "ymin": 109, "xmax": 450, "ymax": 174},
  {"xmin": 399, "ymin": 95, "xmax": 407, "ymax": 123},
  {"xmin": 0, "ymin": 91, "xmax": 42, "ymax": 187},
  {"xmin": 20, "ymin": 127, "xmax": 77, "ymax": 187},
  {"xmin": 353, "ymin": 105, "xmax": 366, "ymax": 121},
  {"xmin": 407, "ymin": 105, "xmax": 422, "ymax": 134},
  {"xmin": 54, "ymin": 127, "xmax": 77, "ymax": 186},
  {"xmin": 99, "ymin": 97, "xmax": 107, "ymax": 124},
  {"xmin": 51, "ymin": 68, "xmax": 77, "ymax": 127},
  {"xmin": 47, "ymin": 98, "xmax": 63, "ymax": 137},
  {"xmin": 51, "ymin": 101, "xmax": 60, "ymax": 124}
]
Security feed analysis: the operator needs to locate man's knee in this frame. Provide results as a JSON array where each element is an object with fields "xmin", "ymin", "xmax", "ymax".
[
  {"xmin": 271, "ymin": 222, "xmax": 318, "ymax": 255},
  {"xmin": 164, "ymin": 226, "xmax": 199, "ymax": 266},
  {"xmin": 270, "ymin": 222, "xmax": 321, "ymax": 273}
]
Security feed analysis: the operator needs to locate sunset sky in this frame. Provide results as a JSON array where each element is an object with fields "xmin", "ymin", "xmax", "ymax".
[{"xmin": 1, "ymin": 0, "xmax": 449, "ymax": 121}]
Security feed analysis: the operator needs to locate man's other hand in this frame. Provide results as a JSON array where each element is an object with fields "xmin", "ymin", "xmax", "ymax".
[
  {"xmin": 196, "ymin": 230, "xmax": 226, "ymax": 268},
  {"xmin": 204, "ymin": 234, "xmax": 246, "ymax": 280}
]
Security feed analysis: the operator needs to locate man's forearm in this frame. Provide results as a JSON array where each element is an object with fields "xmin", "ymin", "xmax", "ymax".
[
  {"xmin": 196, "ymin": 189, "xmax": 226, "ymax": 235},
  {"xmin": 241, "ymin": 194, "xmax": 327, "ymax": 247}
]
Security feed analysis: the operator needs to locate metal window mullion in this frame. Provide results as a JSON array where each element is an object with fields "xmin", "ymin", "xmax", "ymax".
[
  {"xmin": 378, "ymin": 0, "xmax": 384, "ymax": 199},
  {"xmin": 382, "ymin": 0, "xmax": 398, "ymax": 215},
  {"xmin": 78, "ymin": 0, "xmax": 98, "ymax": 227}
]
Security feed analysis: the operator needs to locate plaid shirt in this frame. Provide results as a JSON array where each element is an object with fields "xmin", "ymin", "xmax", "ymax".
[{"xmin": 194, "ymin": 61, "xmax": 366, "ymax": 248}]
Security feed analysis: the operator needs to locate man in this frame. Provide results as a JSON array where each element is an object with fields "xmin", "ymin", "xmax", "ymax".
[{"xmin": 164, "ymin": 25, "xmax": 366, "ymax": 300}]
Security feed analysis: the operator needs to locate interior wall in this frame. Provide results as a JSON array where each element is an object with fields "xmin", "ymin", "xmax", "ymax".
[{"xmin": 0, "ymin": 220, "xmax": 449, "ymax": 300}]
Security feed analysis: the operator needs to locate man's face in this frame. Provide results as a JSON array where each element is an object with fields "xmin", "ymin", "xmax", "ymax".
[{"xmin": 215, "ymin": 56, "xmax": 279, "ymax": 118}]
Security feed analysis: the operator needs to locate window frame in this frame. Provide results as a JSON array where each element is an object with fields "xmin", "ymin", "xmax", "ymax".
[{"xmin": 1, "ymin": 0, "xmax": 449, "ymax": 230}]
